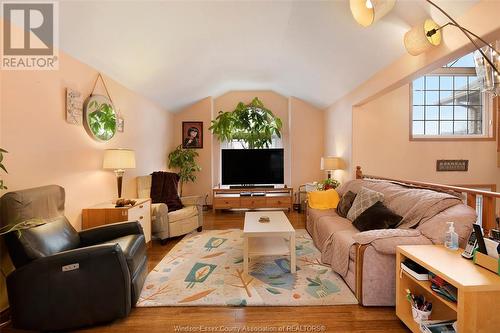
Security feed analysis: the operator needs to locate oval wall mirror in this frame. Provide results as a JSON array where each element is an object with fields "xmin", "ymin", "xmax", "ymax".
[{"xmin": 83, "ymin": 94, "xmax": 117, "ymax": 142}]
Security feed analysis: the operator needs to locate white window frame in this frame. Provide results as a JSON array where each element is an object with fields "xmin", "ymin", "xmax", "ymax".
[{"xmin": 410, "ymin": 67, "xmax": 494, "ymax": 141}]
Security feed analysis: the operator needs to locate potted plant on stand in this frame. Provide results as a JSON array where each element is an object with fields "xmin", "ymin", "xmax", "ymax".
[
  {"xmin": 0, "ymin": 148, "xmax": 7, "ymax": 191},
  {"xmin": 167, "ymin": 145, "xmax": 201, "ymax": 196},
  {"xmin": 0, "ymin": 148, "xmax": 12, "ymax": 326}
]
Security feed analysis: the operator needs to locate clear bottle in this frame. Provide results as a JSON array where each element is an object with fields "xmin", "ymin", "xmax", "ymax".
[{"xmin": 445, "ymin": 222, "xmax": 459, "ymax": 250}]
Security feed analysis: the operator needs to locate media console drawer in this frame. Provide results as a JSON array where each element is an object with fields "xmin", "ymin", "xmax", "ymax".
[
  {"xmin": 266, "ymin": 197, "xmax": 292, "ymax": 208},
  {"xmin": 213, "ymin": 197, "xmax": 240, "ymax": 209},
  {"xmin": 241, "ymin": 196, "xmax": 266, "ymax": 208}
]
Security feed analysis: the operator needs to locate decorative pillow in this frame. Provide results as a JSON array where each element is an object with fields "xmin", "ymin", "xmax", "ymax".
[
  {"xmin": 346, "ymin": 186, "xmax": 384, "ymax": 221},
  {"xmin": 352, "ymin": 201, "xmax": 403, "ymax": 232},
  {"xmin": 307, "ymin": 189, "xmax": 340, "ymax": 210},
  {"xmin": 336, "ymin": 191, "xmax": 357, "ymax": 218}
]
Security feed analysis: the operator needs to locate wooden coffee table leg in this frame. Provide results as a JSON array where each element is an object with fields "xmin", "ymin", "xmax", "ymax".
[
  {"xmin": 290, "ymin": 233, "xmax": 296, "ymax": 274},
  {"xmin": 243, "ymin": 236, "xmax": 249, "ymax": 274}
]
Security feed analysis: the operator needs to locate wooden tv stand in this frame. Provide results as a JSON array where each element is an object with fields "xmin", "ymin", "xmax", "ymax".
[{"xmin": 212, "ymin": 187, "xmax": 293, "ymax": 212}]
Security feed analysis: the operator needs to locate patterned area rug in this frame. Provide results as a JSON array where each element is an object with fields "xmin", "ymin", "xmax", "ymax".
[{"xmin": 137, "ymin": 229, "xmax": 357, "ymax": 307}]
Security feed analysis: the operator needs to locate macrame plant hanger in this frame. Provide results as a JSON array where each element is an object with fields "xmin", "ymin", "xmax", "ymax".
[
  {"xmin": 89, "ymin": 73, "xmax": 123, "ymax": 125},
  {"xmin": 90, "ymin": 73, "xmax": 115, "ymax": 106}
]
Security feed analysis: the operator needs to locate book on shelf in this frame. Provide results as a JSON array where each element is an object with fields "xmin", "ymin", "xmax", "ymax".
[{"xmin": 429, "ymin": 272, "xmax": 457, "ymax": 303}]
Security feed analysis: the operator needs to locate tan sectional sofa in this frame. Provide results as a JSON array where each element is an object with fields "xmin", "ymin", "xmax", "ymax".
[{"xmin": 306, "ymin": 179, "xmax": 476, "ymax": 306}]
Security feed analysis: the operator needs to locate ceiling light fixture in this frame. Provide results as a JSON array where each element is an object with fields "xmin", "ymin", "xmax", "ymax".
[
  {"xmin": 349, "ymin": 0, "xmax": 396, "ymax": 27},
  {"xmin": 404, "ymin": 19, "xmax": 441, "ymax": 56},
  {"xmin": 349, "ymin": 0, "xmax": 500, "ymax": 96}
]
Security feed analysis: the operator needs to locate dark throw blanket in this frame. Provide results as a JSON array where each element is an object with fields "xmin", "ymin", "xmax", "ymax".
[{"xmin": 150, "ymin": 171, "xmax": 183, "ymax": 212}]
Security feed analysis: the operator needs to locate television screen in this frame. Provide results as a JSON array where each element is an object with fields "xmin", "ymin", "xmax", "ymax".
[{"xmin": 222, "ymin": 149, "xmax": 284, "ymax": 185}]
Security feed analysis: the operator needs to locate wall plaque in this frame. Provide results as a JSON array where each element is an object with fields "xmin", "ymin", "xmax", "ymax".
[
  {"xmin": 66, "ymin": 88, "xmax": 83, "ymax": 125},
  {"xmin": 436, "ymin": 160, "xmax": 469, "ymax": 172}
]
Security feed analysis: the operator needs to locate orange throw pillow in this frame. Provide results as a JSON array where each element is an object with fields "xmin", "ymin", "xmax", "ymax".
[{"xmin": 307, "ymin": 189, "xmax": 340, "ymax": 210}]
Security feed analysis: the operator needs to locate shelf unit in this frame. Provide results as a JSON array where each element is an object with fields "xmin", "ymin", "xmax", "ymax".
[
  {"xmin": 212, "ymin": 187, "xmax": 293, "ymax": 211},
  {"xmin": 396, "ymin": 245, "xmax": 500, "ymax": 333}
]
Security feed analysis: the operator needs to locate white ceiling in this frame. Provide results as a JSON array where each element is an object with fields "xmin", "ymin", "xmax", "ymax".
[{"xmin": 58, "ymin": 0, "xmax": 477, "ymax": 111}]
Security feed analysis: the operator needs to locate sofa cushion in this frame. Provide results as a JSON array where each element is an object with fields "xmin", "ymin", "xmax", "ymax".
[
  {"xmin": 168, "ymin": 205, "xmax": 198, "ymax": 223},
  {"xmin": 337, "ymin": 191, "xmax": 357, "ymax": 218},
  {"xmin": 17, "ymin": 217, "xmax": 80, "ymax": 260},
  {"xmin": 349, "ymin": 180, "xmax": 462, "ymax": 229},
  {"xmin": 336, "ymin": 179, "xmax": 364, "ymax": 197},
  {"xmin": 309, "ymin": 213, "xmax": 353, "ymax": 252},
  {"xmin": 307, "ymin": 189, "xmax": 340, "ymax": 210},
  {"xmin": 352, "ymin": 202, "xmax": 402, "ymax": 232},
  {"xmin": 417, "ymin": 204, "xmax": 476, "ymax": 247},
  {"xmin": 105, "ymin": 234, "xmax": 146, "ymax": 276},
  {"xmin": 347, "ymin": 187, "xmax": 384, "ymax": 221}
]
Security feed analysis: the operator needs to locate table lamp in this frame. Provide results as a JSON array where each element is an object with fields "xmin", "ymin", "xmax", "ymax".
[
  {"xmin": 103, "ymin": 149, "xmax": 136, "ymax": 198},
  {"xmin": 320, "ymin": 157, "xmax": 344, "ymax": 179}
]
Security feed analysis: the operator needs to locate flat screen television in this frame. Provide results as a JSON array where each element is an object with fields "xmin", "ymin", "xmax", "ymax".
[{"xmin": 222, "ymin": 149, "xmax": 284, "ymax": 186}]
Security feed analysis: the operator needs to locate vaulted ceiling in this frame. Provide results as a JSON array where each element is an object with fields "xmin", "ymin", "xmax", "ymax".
[{"xmin": 59, "ymin": 0, "xmax": 477, "ymax": 111}]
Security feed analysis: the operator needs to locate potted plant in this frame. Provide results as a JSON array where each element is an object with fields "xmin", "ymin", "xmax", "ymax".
[
  {"xmin": 317, "ymin": 178, "xmax": 340, "ymax": 191},
  {"xmin": 167, "ymin": 145, "xmax": 201, "ymax": 196},
  {"xmin": 209, "ymin": 97, "xmax": 283, "ymax": 149},
  {"xmin": 0, "ymin": 148, "xmax": 7, "ymax": 190}
]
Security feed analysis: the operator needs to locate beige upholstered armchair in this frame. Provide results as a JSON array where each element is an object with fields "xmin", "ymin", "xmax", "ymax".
[{"xmin": 137, "ymin": 175, "xmax": 203, "ymax": 243}]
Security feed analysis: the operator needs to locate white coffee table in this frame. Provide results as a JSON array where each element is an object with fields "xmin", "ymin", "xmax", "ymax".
[{"xmin": 243, "ymin": 211, "xmax": 296, "ymax": 274}]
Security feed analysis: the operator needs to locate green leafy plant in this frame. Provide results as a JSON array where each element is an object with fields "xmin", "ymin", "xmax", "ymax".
[
  {"xmin": 0, "ymin": 148, "xmax": 7, "ymax": 190},
  {"xmin": 88, "ymin": 101, "xmax": 116, "ymax": 141},
  {"xmin": 317, "ymin": 178, "xmax": 340, "ymax": 191},
  {"xmin": 168, "ymin": 145, "xmax": 201, "ymax": 196},
  {"xmin": 209, "ymin": 97, "xmax": 283, "ymax": 149}
]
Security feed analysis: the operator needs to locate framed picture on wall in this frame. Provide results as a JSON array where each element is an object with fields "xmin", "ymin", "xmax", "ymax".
[{"xmin": 182, "ymin": 121, "xmax": 203, "ymax": 149}]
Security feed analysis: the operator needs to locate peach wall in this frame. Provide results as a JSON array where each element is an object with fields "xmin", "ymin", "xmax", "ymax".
[
  {"xmin": 353, "ymin": 85, "xmax": 500, "ymax": 203},
  {"xmin": 325, "ymin": 0, "xmax": 500, "ymax": 182},
  {"xmin": 289, "ymin": 97, "xmax": 324, "ymax": 188},
  {"xmin": 173, "ymin": 97, "xmax": 212, "ymax": 202},
  {"xmin": 1, "ymin": 52, "xmax": 174, "ymax": 230}
]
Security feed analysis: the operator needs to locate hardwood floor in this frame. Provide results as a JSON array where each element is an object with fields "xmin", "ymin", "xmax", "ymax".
[{"xmin": 2, "ymin": 210, "xmax": 409, "ymax": 333}]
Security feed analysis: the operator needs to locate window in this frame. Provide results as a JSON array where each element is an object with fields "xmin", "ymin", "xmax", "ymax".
[
  {"xmin": 411, "ymin": 52, "xmax": 492, "ymax": 139},
  {"xmin": 220, "ymin": 135, "xmax": 283, "ymax": 149}
]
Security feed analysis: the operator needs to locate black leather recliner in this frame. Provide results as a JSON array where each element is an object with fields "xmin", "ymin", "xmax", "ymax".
[{"xmin": 0, "ymin": 185, "xmax": 148, "ymax": 331}]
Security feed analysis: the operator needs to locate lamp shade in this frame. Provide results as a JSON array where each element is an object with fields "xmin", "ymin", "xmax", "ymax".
[
  {"xmin": 103, "ymin": 149, "xmax": 136, "ymax": 170},
  {"xmin": 350, "ymin": 0, "xmax": 396, "ymax": 27},
  {"xmin": 404, "ymin": 19, "xmax": 441, "ymax": 56},
  {"xmin": 321, "ymin": 157, "xmax": 345, "ymax": 171}
]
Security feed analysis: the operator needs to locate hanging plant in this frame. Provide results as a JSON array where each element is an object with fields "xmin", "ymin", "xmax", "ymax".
[{"xmin": 209, "ymin": 97, "xmax": 283, "ymax": 149}]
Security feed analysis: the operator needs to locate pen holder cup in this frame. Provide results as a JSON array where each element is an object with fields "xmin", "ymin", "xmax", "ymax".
[{"xmin": 411, "ymin": 306, "xmax": 431, "ymax": 323}]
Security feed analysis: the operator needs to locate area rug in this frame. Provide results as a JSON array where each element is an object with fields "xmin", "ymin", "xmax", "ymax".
[{"xmin": 137, "ymin": 229, "xmax": 357, "ymax": 307}]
